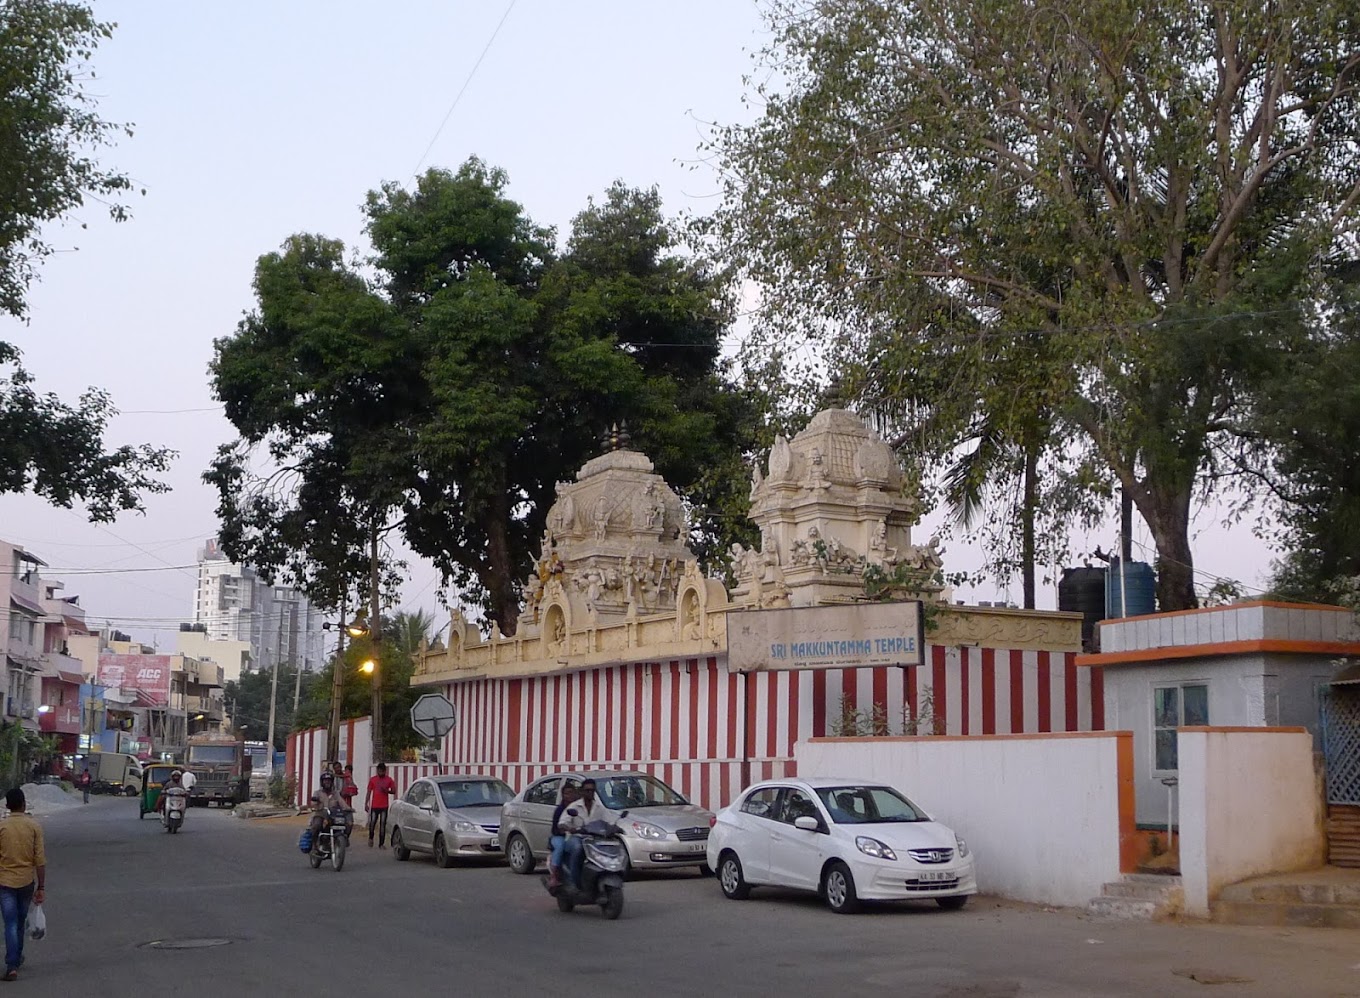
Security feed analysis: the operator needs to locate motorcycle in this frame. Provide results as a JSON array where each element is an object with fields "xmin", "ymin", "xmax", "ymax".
[
  {"xmin": 162, "ymin": 792, "xmax": 186, "ymax": 834},
  {"xmin": 543, "ymin": 815, "xmax": 628, "ymax": 919},
  {"xmin": 309, "ymin": 806, "xmax": 350, "ymax": 872}
]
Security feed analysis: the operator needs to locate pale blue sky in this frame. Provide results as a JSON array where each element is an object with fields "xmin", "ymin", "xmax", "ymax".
[{"xmin": 0, "ymin": 1, "xmax": 1277, "ymax": 643}]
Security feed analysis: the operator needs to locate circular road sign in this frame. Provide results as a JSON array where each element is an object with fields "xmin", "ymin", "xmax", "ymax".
[{"xmin": 410, "ymin": 693, "xmax": 456, "ymax": 739}]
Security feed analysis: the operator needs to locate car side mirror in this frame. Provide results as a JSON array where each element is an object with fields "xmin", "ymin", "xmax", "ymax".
[{"xmin": 794, "ymin": 816, "xmax": 820, "ymax": 832}]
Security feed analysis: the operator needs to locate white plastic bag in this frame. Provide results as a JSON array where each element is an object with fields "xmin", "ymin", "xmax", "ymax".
[{"xmin": 25, "ymin": 902, "xmax": 45, "ymax": 941}]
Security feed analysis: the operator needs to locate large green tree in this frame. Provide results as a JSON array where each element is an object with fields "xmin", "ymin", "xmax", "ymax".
[
  {"xmin": 224, "ymin": 663, "xmax": 317, "ymax": 751},
  {"xmin": 210, "ymin": 161, "xmax": 756, "ymax": 633},
  {"xmin": 1259, "ymin": 271, "xmax": 1360, "ymax": 602},
  {"xmin": 0, "ymin": 1, "xmax": 169, "ymax": 516},
  {"xmin": 707, "ymin": 0, "xmax": 1360, "ymax": 610}
]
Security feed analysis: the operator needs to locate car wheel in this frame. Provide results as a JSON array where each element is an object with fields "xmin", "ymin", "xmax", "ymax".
[
  {"xmin": 124, "ymin": 785, "xmax": 138, "ymax": 797},
  {"xmin": 507, "ymin": 833, "xmax": 536, "ymax": 874},
  {"xmin": 823, "ymin": 861, "xmax": 861, "ymax": 914},
  {"xmin": 433, "ymin": 833, "xmax": 454, "ymax": 869},
  {"xmin": 936, "ymin": 894, "xmax": 970, "ymax": 911},
  {"xmin": 391, "ymin": 827, "xmax": 411, "ymax": 862},
  {"xmin": 718, "ymin": 852, "xmax": 751, "ymax": 900}
]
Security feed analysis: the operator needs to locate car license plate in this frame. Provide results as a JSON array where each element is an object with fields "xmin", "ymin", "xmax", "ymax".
[
  {"xmin": 917, "ymin": 871, "xmax": 954, "ymax": 882},
  {"xmin": 489, "ymin": 837, "xmax": 499, "ymax": 849}
]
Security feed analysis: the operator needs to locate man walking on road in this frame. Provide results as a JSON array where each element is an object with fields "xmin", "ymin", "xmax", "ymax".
[
  {"xmin": 0, "ymin": 788, "xmax": 46, "ymax": 981},
  {"xmin": 79, "ymin": 767, "xmax": 91, "ymax": 804},
  {"xmin": 365, "ymin": 763, "xmax": 397, "ymax": 849}
]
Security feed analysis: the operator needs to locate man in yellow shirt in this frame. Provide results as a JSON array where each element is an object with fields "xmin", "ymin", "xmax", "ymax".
[{"xmin": 0, "ymin": 788, "xmax": 46, "ymax": 981}]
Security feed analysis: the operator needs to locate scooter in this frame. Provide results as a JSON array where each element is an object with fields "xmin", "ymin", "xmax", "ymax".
[
  {"xmin": 309, "ymin": 806, "xmax": 350, "ymax": 872},
  {"xmin": 543, "ymin": 816, "xmax": 628, "ymax": 919},
  {"xmin": 162, "ymin": 793, "xmax": 186, "ymax": 834}
]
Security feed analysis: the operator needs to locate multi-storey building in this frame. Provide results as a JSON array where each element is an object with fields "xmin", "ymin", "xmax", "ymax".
[
  {"xmin": 191, "ymin": 539, "xmax": 325, "ymax": 674},
  {"xmin": 1, "ymin": 540, "xmax": 48, "ymax": 731}
]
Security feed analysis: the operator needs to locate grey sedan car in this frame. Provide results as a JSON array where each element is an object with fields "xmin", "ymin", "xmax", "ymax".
[
  {"xmin": 499, "ymin": 770, "xmax": 715, "ymax": 875},
  {"xmin": 389, "ymin": 776, "xmax": 516, "ymax": 867}
]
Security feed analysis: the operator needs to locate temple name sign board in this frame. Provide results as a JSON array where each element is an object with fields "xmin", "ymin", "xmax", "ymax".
[{"xmin": 727, "ymin": 602, "xmax": 925, "ymax": 673}]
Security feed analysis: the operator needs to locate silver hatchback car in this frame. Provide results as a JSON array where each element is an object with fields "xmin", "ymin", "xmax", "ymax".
[{"xmin": 500, "ymin": 770, "xmax": 715, "ymax": 875}]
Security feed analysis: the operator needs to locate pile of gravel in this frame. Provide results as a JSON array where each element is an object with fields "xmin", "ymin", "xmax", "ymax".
[{"xmin": 16, "ymin": 782, "xmax": 82, "ymax": 815}]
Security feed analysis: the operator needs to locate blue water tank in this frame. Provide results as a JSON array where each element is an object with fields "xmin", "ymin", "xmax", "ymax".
[{"xmin": 1105, "ymin": 559, "xmax": 1156, "ymax": 618}]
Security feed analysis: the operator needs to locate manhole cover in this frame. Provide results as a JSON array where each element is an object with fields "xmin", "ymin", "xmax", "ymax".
[{"xmin": 140, "ymin": 938, "xmax": 233, "ymax": 950}]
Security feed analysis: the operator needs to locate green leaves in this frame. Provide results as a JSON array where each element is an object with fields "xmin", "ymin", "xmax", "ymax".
[
  {"xmin": 211, "ymin": 162, "xmax": 755, "ymax": 632},
  {"xmin": 0, "ymin": 343, "xmax": 173, "ymax": 519},
  {"xmin": 709, "ymin": 0, "xmax": 1360, "ymax": 609},
  {"xmin": 0, "ymin": 0, "xmax": 136, "ymax": 318}
]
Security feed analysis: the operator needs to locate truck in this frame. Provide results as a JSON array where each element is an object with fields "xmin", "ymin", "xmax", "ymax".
[
  {"xmin": 244, "ymin": 740, "xmax": 273, "ymax": 799},
  {"xmin": 83, "ymin": 752, "xmax": 144, "ymax": 796},
  {"xmin": 185, "ymin": 735, "xmax": 249, "ymax": 808}
]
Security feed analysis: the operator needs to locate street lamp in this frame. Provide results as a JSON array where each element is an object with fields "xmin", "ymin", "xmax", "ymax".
[{"xmin": 359, "ymin": 659, "xmax": 376, "ymax": 675}]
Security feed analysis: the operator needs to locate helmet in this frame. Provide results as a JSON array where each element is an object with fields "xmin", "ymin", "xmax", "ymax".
[{"xmin": 320, "ymin": 772, "xmax": 334, "ymax": 786}]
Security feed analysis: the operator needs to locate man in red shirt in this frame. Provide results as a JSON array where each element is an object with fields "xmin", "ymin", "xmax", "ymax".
[{"xmin": 364, "ymin": 763, "xmax": 398, "ymax": 849}]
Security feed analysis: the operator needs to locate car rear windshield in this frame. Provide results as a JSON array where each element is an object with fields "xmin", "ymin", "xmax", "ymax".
[
  {"xmin": 593, "ymin": 774, "xmax": 688, "ymax": 809},
  {"xmin": 815, "ymin": 786, "xmax": 928, "ymax": 823},
  {"xmin": 439, "ymin": 780, "xmax": 515, "ymax": 809}
]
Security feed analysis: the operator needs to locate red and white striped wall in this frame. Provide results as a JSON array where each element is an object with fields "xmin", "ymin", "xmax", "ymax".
[
  {"xmin": 285, "ymin": 717, "xmax": 370, "ymax": 809},
  {"xmin": 426, "ymin": 645, "xmax": 1101, "ymax": 814}
]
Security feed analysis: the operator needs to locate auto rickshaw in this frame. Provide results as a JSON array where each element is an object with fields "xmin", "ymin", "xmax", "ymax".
[{"xmin": 139, "ymin": 763, "xmax": 179, "ymax": 819}]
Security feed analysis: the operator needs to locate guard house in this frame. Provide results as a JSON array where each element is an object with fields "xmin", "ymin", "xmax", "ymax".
[
  {"xmin": 411, "ymin": 408, "xmax": 1095, "ymax": 812},
  {"xmin": 1079, "ymin": 602, "xmax": 1360, "ymax": 829}
]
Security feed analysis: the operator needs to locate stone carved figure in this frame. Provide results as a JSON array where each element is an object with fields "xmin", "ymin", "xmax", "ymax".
[
  {"xmin": 593, "ymin": 495, "xmax": 609, "ymax": 539},
  {"xmin": 768, "ymin": 435, "xmax": 793, "ymax": 482},
  {"xmin": 868, "ymin": 519, "xmax": 898, "ymax": 566},
  {"xmin": 806, "ymin": 447, "xmax": 830, "ymax": 490},
  {"xmin": 639, "ymin": 483, "xmax": 664, "ymax": 531},
  {"xmin": 551, "ymin": 482, "xmax": 575, "ymax": 532},
  {"xmin": 547, "ymin": 613, "xmax": 566, "ymax": 656},
  {"xmin": 749, "ymin": 461, "xmax": 764, "ymax": 500},
  {"xmin": 682, "ymin": 590, "xmax": 703, "ymax": 640}
]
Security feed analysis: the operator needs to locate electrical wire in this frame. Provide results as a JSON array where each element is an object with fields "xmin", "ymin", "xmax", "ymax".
[{"xmin": 411, "ymin": 0, "xmax": 517, "ymax": 177}]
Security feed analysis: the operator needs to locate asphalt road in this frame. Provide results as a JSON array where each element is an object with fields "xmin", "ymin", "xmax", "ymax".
[{"xmin": 21, "ymin": 796, "xmax": 1360, "ymax": 997}]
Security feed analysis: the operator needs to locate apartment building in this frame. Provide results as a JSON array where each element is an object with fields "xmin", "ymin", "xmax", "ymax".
[{"xmin": 192, "ymin": 539, "xmax": 324, "ymax": 674}]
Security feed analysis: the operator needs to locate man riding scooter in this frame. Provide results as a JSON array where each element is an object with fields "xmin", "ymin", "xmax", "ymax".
[
  {"xmin": 156, "ymin": 770, "xmax": 189, "ymax": 830},
  {"xmin": 557, "ymin": 779, "xmax": 608, "ymax": 892}
]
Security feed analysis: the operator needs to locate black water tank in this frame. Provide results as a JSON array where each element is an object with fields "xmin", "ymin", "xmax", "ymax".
[{"xmin": 1060, "ymin": 567, "xmax": 1107, "ymax": 652}]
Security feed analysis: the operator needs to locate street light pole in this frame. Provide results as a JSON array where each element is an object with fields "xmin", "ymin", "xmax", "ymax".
[
  {"xmin": 266, "ymin": 655, "xmax": 279, "ymax": 750},
  {"xmin": 327, "ymin": 592, "xmax": 348, "ymax": 764},
  {"xmin": 369, "ymin": 521, "xmax": 384, "ymax": 766}
]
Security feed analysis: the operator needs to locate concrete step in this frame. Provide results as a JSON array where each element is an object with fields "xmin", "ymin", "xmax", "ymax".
[
  {"xmin": 1100, "ymin": 879, "xmax": 1184, "ymax": 902},
  {"xmin": 1212, "ymin": 899, "xmax": 1360, "ymax": 929},
  {"xmin": 1218, "ymin": 881, "xmax": 1360, "ymax": 906},
  {"xmin": 1087, "ymin": 896, "xmax": 1159, "ymax": 920}
]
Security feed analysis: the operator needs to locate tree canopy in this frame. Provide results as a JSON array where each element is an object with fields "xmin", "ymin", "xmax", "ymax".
[
  {"xmin": 209, "ymin": 161, "xmax": 758, "ymax": 631},
  {"xmin": 707, "ymin": 0, "xmax": 1360, "ymax": 610},
  {"xmin": 0, "ymin": 1, "xmax": 169, "ymax": 517}
]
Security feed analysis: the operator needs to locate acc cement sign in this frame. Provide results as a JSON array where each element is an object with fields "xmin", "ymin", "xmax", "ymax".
[{"xmin": 727, "ymin": 602, "xmax": 925, "ymax": 673}]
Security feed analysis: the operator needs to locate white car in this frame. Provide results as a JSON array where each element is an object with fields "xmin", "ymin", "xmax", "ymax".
[{"xmin": 707, "ymin": 777, "xmax": 977, "ymax": 914}]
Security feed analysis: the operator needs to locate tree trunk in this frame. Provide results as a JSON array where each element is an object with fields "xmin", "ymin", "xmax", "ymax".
[
  {"xmin": 1134, "ymin": 483, "xmax": 1199, "ymax": 611},
  {"xmin": 482, "ymin": 492, "xmax": 522, "ymax": 637},
  {"xmin": 1021, "ymin": 442, "xmax": 1038, "ymax": 609}
]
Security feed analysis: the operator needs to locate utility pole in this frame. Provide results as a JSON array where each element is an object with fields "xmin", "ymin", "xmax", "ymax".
[
  {"xmin": 327, "ymin": 591, "xmax": 347, "ymax": 764},
  {"xmin": 369, "ymin": 521, "xmax": 384, "ymax": 766},
  {"xmin": 266, "ymin": 656, "xmax": 280, "ymax": 752}
]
